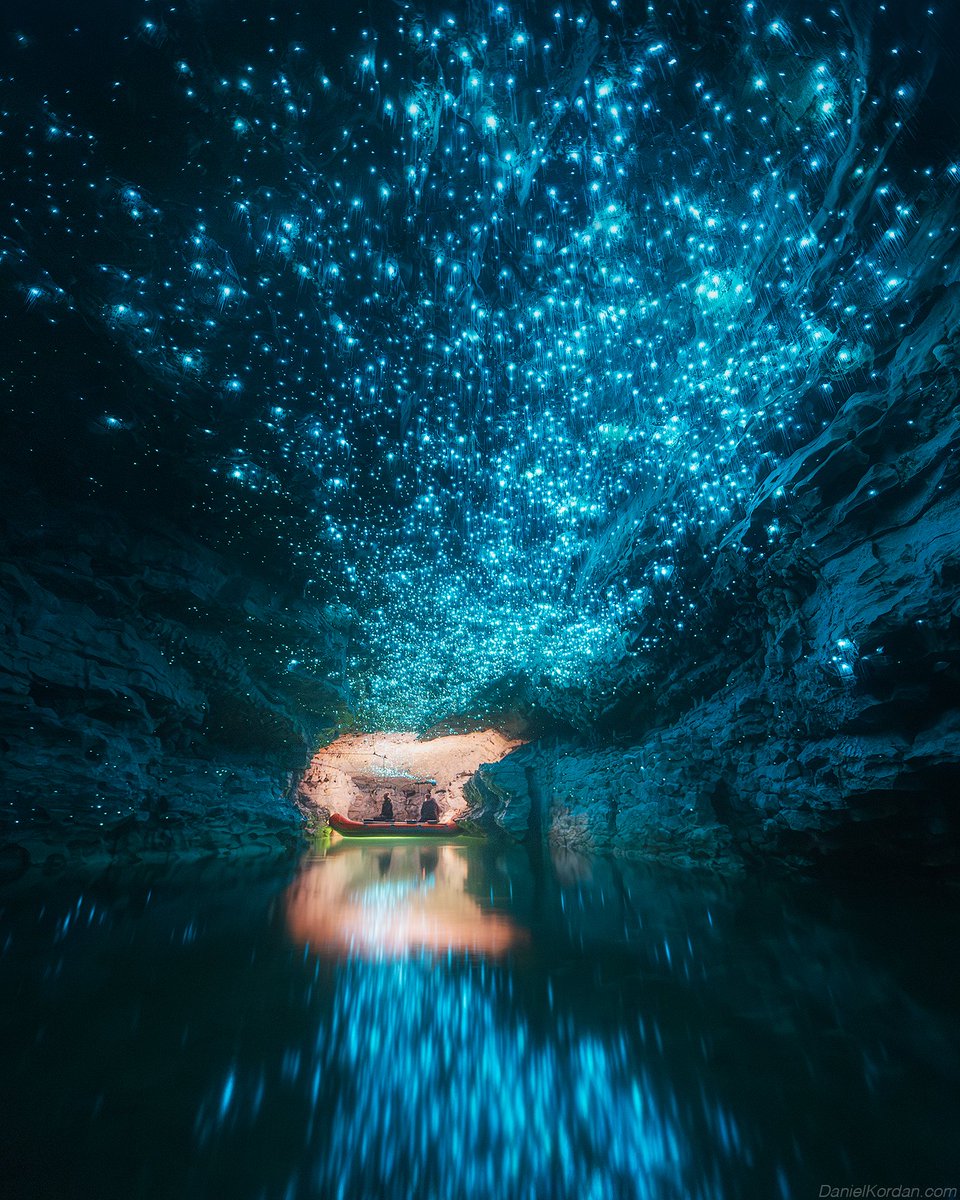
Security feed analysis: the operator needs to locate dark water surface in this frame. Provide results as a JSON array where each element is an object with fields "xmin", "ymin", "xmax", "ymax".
[{"xmin": 1, "ymin": 838, "xmax": 958, "ymax": 1199}]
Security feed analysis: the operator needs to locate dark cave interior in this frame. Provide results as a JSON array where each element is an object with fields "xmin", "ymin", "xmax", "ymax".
[
  {"xmin": 3, "ymin": 0, "xmax": 959, "ymax": 876},
  {"xmin": 2, "ymin": 4, "xmax": 960, "ymax": 1198}
]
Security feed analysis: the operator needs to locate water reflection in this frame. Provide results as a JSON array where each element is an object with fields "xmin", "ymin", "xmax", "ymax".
[
  {"xmin": 0, "ymin": 842, "xmax": 957, "ymax": 1200},
  {"xmin": 285, "ymin": 841, "xmax": 527, "ymax": 958},
  {"xmin": 309, "ymin": 955, "xmax": 721, "ymax": 1200},
  {"xmin": 280, "ymin": 842, "xmax": 733, "ymax": 1200}
]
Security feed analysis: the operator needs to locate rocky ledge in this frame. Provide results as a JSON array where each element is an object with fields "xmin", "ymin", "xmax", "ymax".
[
  {"xmin": 0, "ymin": 495, "xmax": 350, "ymax": 878},
  {"xmin": 466, "ymin": 283, "xmax": 960, "ymax": 874}
]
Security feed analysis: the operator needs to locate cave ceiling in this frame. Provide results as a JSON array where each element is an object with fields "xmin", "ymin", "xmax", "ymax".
[{"xmin": 1, "ymin": 0, "xmax": 957, "ymax": 728}]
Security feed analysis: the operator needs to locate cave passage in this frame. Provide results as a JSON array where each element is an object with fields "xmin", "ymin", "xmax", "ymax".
[
  {"xmin": 2, "ymin": 0, "xmax": 960, "ymax": 1194},
  {"xmin": 297, "ymin": 728, "xmax": 521, "ymax": 823},
  {"xmin": 3, "ymin": 0, "xmax": 959, "ymax": 869}
]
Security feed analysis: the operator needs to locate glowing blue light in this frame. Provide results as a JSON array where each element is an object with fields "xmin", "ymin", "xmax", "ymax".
[{"xmin": 7, "ymin": 0, "xmax": 943, "ymax": 729}]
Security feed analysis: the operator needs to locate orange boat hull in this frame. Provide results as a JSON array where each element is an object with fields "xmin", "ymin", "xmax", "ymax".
[{"xmin": 328, "ymin": 813, "xmax": 461, "ymax": 838}]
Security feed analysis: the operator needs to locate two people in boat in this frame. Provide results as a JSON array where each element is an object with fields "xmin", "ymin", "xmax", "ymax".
[{"xmin": 376, "ymin": 793, "xmax": 440, "ymax": 823}]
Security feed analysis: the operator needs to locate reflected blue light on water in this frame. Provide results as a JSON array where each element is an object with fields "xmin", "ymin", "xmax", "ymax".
[
  {"xmin": 213, "ymin": 841, "xmax": 747, "ymax": 1200},
  {"xmin": 1, "ymin": 842, "xmax": 958, "ymax": 1199},
  {"xmin": 311, "ymin": 955, "xmax": 729, "ymax": 1200},
  {"xmin": 191, "ymin": 842, "xmax": 741, "ymax": 1198},
  {"xmin": 191, "ymin": 947, "xmax": 738, "ymax": 1200}
]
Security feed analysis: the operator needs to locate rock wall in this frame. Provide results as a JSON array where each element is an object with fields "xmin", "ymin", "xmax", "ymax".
[
  {"xmin": 297, "ymin": 729, "xmax": 521, "ymax": 826},
  {"xmin": 0, "ymin": 494, "xmax": 351, "ymax": 876},
  {"xmin": 467, "ymin": 284, "xmax": 960, "ymax": 873}
]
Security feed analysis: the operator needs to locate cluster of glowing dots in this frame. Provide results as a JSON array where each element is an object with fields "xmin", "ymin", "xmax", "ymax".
[{"xmin": 2, "ymin": 1, "xmax": 954, "ymax": 726}]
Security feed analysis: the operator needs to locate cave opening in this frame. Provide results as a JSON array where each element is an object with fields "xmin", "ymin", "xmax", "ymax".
[
  {"xmin": 2, "ymin": 0, "xmax": 960, "ymax": 1193},
  {"xmin": 296, "ymin": 727, "xmax": 522, "ymax": 825}
]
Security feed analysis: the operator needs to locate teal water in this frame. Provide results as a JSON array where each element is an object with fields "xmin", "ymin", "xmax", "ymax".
[{"xmin": 1, "ymin": 839, "xmax": 957, "ymax": 1199}]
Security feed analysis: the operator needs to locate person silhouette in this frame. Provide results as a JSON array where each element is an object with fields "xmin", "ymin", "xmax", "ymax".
[
  {"xmin": 418, "ymin": 795, "xmax": 440, "ymax": 823},
  {"xmin": 377, "ymin": 794, "xmax": 394, "ymax": 820}
]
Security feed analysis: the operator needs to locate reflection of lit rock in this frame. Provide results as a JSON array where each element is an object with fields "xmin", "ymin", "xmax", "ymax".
[
  {"xmin": 549, "ymin": 844, "xmax": 594, "ymax": 886},
  {"xmin": 285, "ymin": 843, "xmax": 526, "ymax": 959}
]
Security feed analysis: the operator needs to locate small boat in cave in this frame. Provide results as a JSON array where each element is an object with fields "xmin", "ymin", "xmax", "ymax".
[{"xmin": 328, "ymin": 813, "xmax": 461, "ymax": 838}]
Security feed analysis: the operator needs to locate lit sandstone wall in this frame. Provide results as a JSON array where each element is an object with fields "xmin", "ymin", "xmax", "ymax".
[{"xmin": 297, "ymin": 730, "xmax": 521, "ymax": 824}]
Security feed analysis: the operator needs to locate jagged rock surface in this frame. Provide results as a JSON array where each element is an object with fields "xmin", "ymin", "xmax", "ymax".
[
  {"xmin": 466, "ymin": 285, "xmax": 960, "ymax": 872},
  {"xmin": 0, "ymin": 496, "xmax": 351, "ymax": 875}
]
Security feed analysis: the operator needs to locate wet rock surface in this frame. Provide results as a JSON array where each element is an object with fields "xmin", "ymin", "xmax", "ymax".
[
  {"xmin": 466, "ymin": 285, "xmax": 960, "ymax": 872},
  {"xmin": 0, "ymin": 494, "xmax": 350, "ymax": 875},
  {"xmin": 1, "ymin": 3, "xmax": 959, "ymax": 878}
]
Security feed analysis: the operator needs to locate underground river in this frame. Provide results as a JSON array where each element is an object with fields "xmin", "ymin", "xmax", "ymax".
[{"xmin": 1, "ymin": 840, "xmax": 957, "ymax": 1200}]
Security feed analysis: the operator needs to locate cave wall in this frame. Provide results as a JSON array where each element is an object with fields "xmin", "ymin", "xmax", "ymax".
[
  {"xmin": 467, "ymin": 284, "xmax": 960, "ymax": 872},
  {"xmin": 0, "ymin": 492, "xmax": 351, "ymax": 875}
]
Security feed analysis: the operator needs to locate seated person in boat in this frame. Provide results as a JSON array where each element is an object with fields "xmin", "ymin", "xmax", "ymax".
[
  {"xmin": 419, "ymin": 795, "xmax": 440, "ymax": 823},
  {"xmin": 377, "ymin": 794, "xmax": 394, "ymax": 821}
]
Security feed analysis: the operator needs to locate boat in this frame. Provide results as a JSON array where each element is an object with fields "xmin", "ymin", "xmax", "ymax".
[{"xmin": 328, "ymin": 812, "xmax": 461, "ymax": 838}]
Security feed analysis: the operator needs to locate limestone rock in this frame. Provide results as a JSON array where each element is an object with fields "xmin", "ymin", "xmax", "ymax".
[
  {"xmin": 465, "ymin": 283, "xmax": 960, "ymax": 873},
  {"xmin": 0, "ymin": 501, "xmax": 352, "ymax": 868}
]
